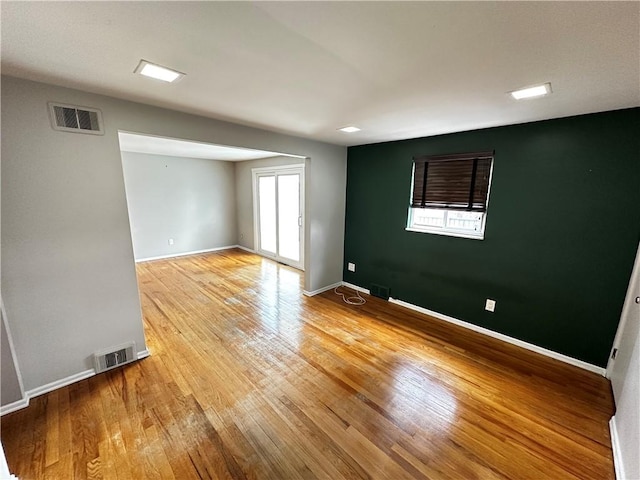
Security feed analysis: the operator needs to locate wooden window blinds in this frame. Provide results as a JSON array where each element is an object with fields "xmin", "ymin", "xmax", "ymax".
[{"xmin": 411, "ymin": 151, "xmax": 494, "ymax": 212}]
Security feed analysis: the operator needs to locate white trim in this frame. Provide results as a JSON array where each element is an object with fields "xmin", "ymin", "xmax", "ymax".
[
  {"xmin": 1, "ymin": 349, "xmax": 151, "ymax": 416},
  {"xmin": 0, "ymin": 397, "xmax": 30, "ymax": 416},
  {"xmin": 1, "ymin": 297, "xmax": 26, "ymax": 403},
  {"xmin": 137, "ymin": 349, "xmax": 151, "ymax": 360},
  {"xmin": 135, "ymin": 245, "xmax": 239, "ymax": 262},
  {"xmin": 342, "ymin": 282, "xmax": 371, "ymax": 295},
  {"xmin": 251, "ymin": 163, "xmax": 305, "ymax": 174},
  {"xmin": 607, "ymin": 240, "xmax": 640, "ymax": 378},
  {"xmin": 405, "ymin": 226, "xmax": 484, "ymax": 241},
  {"xmin": 609, "ymin": 417, "xmax": 625, "ymax": 480},
  {"xmin": 303, "ymin": 281, "xmax": 343, "ymax": 297},
  {"xmin": 236, "ymin": 245, "xmax": 255, "ymax": 254},
  {"xmin": 26, "ymin": 369, "xmax": 95, "ymax": 400},
  {"xmin": 387, "ymin": 296, "xmax": 606, "ymax": 376},
  {"xmin": 252, "ymin": 174, "xmax": 260, "ymax": 259}
]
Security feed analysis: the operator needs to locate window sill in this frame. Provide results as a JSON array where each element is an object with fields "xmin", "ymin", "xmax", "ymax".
[{"xmin": 405, "ymin": 227, "xmax": 484, "ymax": 240}]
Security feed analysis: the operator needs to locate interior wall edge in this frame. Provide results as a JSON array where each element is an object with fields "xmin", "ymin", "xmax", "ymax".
[{"xmin": 0, "ymin": 296, "xmax": 26, "ymax": 406}]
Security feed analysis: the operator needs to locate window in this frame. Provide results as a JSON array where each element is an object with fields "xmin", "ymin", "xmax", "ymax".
[{"xmin": 407, "ymin": 151, "xmax": 494, "ymax": 239}]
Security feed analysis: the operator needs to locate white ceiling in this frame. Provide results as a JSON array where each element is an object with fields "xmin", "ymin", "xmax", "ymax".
[
  {"xmin": 118, "ymin": 132, "xmax": 293, "ymax": 161},
  {"xmin": 2, "ymin": 2, "xmax": 639, "ymax": 146}
]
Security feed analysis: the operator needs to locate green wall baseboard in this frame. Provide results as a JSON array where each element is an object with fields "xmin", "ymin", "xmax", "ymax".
[
  {"xmin": 343, "ymin": 281, "xmax": 606, "ymax": 375},
  {"xmin": 388, "ymin": 295, "xmax": 606, "ymax": 375}
]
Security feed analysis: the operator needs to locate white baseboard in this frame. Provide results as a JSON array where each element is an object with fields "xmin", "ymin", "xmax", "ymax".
[
  {"xmin": 136, "ymin": 245, "xmax": 239, "ymax": 263},
  {"xmin": 342, "ymin": 282, "xmax": 371, "ymax": 295},
  {"xmin": 137, "ymin": 349, "xmax": 151, "ymax": 360},
  {"xmin": 387, "ymin": 297, "xmax": 606, "ymax": 376},
  {"xmin": 0, "ymin": 397, "xmax": 30, "ymax": 416},
  {"xmin": 303, "ymin": 281, "xmax": 343, "ymax": 297},
  {"xmin": 27, "ymin": 368, "xmax": 95, "ymax": 400},
  {"xmin": 610, "ymin": 416, "xmax": 625, "ymax": 480},
  {"xmin": 322, "ymin": 282, "xmax": 605, "ymax": 375},
  {"xmin": 235, "ymin": 245, "xmax": 255, "ymax": 253},
  {"xmin": 0, "ymin": 349, "xmax": 151, "ymax": 416}
]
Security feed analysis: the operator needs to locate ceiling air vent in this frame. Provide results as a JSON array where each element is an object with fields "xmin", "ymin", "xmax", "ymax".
[
  {"xmin": 94, "ymin": 342, "xmax": 136, "ymax": 373},
  {"xmin": 48, "ymin": 102, "xmax": 104, "ymax": 135}
]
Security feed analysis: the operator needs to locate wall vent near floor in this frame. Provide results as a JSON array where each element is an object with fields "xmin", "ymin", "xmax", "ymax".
[
  {"xmin": 370, "ymin": 284, "xmax": 390, "ymax": 300},
  {"xmin": 94, "ymin": 342, "xmax": 136, "ymax": 373},
  {"xmin": 48, "ymin": 102, "xmax": 104, "ymax": 135}
]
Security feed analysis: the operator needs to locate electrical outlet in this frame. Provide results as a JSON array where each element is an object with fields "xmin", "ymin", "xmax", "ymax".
[
  {"xmin": 168, "ymin": 238, "xmax": 174, "ymax": 246},
  {"xmin": 348, "ymin": 262, "xmax": 356, "ymax": 272},
  {"xmin": 485, "ymin": 299, "xmax": 496, "ymax": 312},
  {"xmin": 240, "ymin": 233, "xmax": 244, "ymax": 240}
]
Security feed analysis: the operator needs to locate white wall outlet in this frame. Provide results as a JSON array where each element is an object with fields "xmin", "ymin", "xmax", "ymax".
[
  {"xmin": 168, "ymin": 238, "xmax": 174, "ymax": 246},
  {"xmin": 485, "ymin": 299, "xmax": 496, "ymax": 312},
  {"xmin": 240, "ymin": 233, "xmax": 244, "ymax": 240},
  {"xmin": 347, "ymin": 262, "xmax": 356, "ymax": 272}
]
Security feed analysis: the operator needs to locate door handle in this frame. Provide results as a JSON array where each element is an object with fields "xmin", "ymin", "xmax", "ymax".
[{"xmin": 636, "ymin": 296, "xmax": 640, "ymax": 304}]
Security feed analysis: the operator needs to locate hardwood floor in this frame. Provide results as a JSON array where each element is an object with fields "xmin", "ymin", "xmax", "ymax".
[{"xmin": 1, "ymin": 249, "xmax": 615, "ymax": 479}]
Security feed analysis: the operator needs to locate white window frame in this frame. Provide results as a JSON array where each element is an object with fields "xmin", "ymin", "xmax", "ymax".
[
  {"xmin": 406, "ymin": 208, "xmax": 488, "ymax": 240},
  {"xmin": 405, "ymin": 160, "xmax": 494, "ymax": 240}
]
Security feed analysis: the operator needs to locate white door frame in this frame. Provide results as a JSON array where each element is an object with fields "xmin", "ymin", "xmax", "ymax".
[
  {"xmin": 607, "ymin": 241, "xmax": 640, "ymax": 381},
  {"xmin": 252, "ymin": 164, "xmax": 305, "ymax": 270},
  {"xmin": 606, "ymin": 240, "xmax": 640, "ymax": 480}
]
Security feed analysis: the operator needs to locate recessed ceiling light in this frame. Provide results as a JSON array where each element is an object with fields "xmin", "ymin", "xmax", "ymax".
[
  {"xmin": 339, "ymin": 126, "xmax": 361, "ymax": 133},
  {"xmin": 510, "ymin": 83, "xmax": 552, "ymax": 100},
  {"xmin": 134, "ymin": 60, "xmax": 185, "ymax": 83}
]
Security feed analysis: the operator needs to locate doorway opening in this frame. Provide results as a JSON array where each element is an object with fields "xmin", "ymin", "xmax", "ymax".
[
  {"xmin": 252, "ymin": 165, "xmax": 305, "ymax": 271},
  {"xmin": 117, "ymin": 131, "xmax": 307, "ymax": 272}
]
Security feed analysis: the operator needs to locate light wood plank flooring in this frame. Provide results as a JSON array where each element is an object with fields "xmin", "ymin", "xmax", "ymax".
[{"xmin": 1, "ymin": 249, "xmax": 615, "ymax": 479}]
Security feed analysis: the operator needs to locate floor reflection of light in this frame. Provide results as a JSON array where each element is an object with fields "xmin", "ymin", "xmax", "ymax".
[
  {"xmin": 256, "ymin": 259, "xmax": 302, "ymax": 348},
  {"xmin": 389, "ymin": 360, "xmax": 457, "ymax": 432}
]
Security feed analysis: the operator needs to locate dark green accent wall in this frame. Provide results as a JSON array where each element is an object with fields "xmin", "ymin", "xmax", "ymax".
[{"xmin": 343, "ymin": 108, "xmax": 640, "ymax": 367}]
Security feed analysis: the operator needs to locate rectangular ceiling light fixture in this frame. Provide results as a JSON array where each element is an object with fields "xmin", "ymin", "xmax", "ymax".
[
  {"xmin": 339, "ymin": 126, "xmax": 361, "ymax": 133},
  {"xmin": 510, "ymin": 82, "xmax": 552, "ymax": 100},
  {"xmin": 134, "ymin": 60, "xmax": 185, "ymax": 83}
]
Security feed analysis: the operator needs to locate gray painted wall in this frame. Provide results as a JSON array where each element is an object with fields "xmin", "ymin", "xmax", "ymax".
[
  {"xmin": 1, "ymin": 75, "xmax": 346, "ymax": 394},
  {"xmin": 0, "ymin": 72, "xmax": 22, "ymax": 405},
  {"xmin": 1, "ymin": 307, "xmax": 22, "ymax": 406},
  {"xmin": 235, "ymin": 156, "xmax": 306, "ymax": 252},
  {"xmin": 2, "ymin": 78, "xmax": 148, "ymax": 392},
  {"xmin": 121, "ymin": 152, "xmax": 237, "ymax": 260}
]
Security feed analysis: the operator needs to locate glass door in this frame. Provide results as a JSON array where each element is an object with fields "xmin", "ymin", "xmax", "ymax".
[
  {"xmin": 254, "ymin": 166, "xmax": 304, "ymax": 270},
  {"xmin": 257, "ymin": 175, "xmax": 277, "ymax": 255}
]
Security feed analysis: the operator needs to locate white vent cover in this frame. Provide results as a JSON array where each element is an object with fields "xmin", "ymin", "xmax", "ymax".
[
  {"xmin": 94, "ymin": 341, "xmax": 136, "ymax": 373},
  {"xmin": 48, "ymin": 102, "xmax": 104, "ymax": 135}
]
